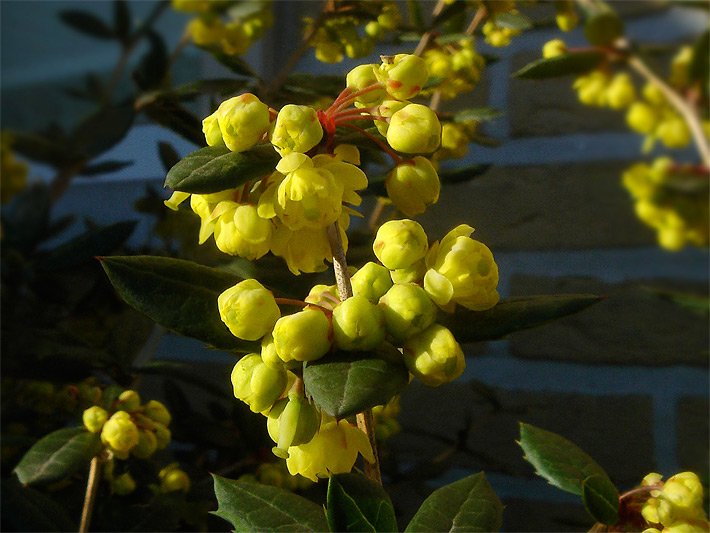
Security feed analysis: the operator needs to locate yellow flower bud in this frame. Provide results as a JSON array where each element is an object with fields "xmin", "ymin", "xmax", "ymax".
[
  {"xmin": 387, "ymin": 104, "xmax": 442, "ymax": 154},
  {"xmin": 385, "ymin": 156, "xmax": 440, "ymax": 216},
  {"xmin": 111, "ymin": 472, "xmax": 136, "ymax": 495},
  {"xmin": 131, "ymin": 429, "xmax": 158, "ymax": 459},
  {"xmin": 350, "ymin": 262, "xmax": 393, "ymax": 303},
  {"xmin": 231, "ymin": 353, "xmax": 288, "ymax": 413},
  {"xmin": 159, "ymin": 464, "xmax": 191, "ymax": 493},
  {"xmin": 267, "ymin": 395, "xmax": 320, "ymax": 458},
  {"xmin": 143, "ymin": 400, "xmax": 172, "ymax": 426},
  {"xmin": 101, "ymin": 412, "xmax": 139, "ymax": 453},
  {"xmin": 215, "ymin": 93, "xmax": 271, "ymax": 153},
  {"xmin": 346, "ymin": 64, "xmax": 386, "ymax": 107},
  {"xmin": 542, "ymin": 39, "xmax": 567, "ymax": 59},
  {"xmin": 373, "ymin": 219, "xmax": 428, "ymax": 270},
  {"xmin": 82, "ymin": 406, "xmax": 109, "ymax": 434},
  {"xmin": 116, "ymin": 390, "xmax": 141, "ymax": 412},
  {"xmin": 627, "ymin": 102, "xmax": 659, "ymax": 134},
  {"xmin": 332, "ymin": 295, "xmax": 386, "ymax": 351},
  {"xmin": 378, "ymin": 283, "xmax": 437, "ymax": 343},
  {"xmin": 272, "ymin": 309, "xmax": 331, "ymax": 362},
  {"xmin": 213, "ymin": 202, "xmax": 273, "ymax": 259},
  {"xmin": 377, "ymin": 54, "xmax": 428, "ymax": 100},
  {"xmin": 271, "ymin": 105, "xmax": 323, "ymax": 155},
  {"xmin": 218, "ymin": 279, "xmax": 281, "ymax": 341},
  {"xmin": 154, "ymin": 422, "xmax": 171, "ymax": 449},
  {"xmin": 403, "ymin": 324, "xmax": 465, "ymax": 386}
]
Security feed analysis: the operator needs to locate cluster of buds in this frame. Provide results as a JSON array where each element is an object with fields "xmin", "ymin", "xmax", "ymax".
[
  {"xmin": 82, "ymin": 390, "xmax": 172, "ymax": 461},
  {"xmin": 421, "ymin": 38, "xmax": 485, "ymax": 100},
  {"xmin": 166, "ymin": 53, "xmax": 447, "ymax": 271},
  {"xmin": 158, "ymin": 463, "xmax": 191, "ymax": 493},
  {"xmin": 172, "ymin": 0, "xmax": 273, "ymax": 57},
  {"xmin": 622, "ymin": 158, "xmax": 708, "ymax": 251},
  {"xmin": 635, "ymin": 471, "xmax": 709, "ymax": 531},
  {"xmin": 434, "ymin": 120, "xmax": 479, "ymax": 162},
  {"xmin": 217, "ymin": 216, "xmax": 499, "ymax": 480},
  {"xmin": 481, "ymin": 1, "xmax": 523, "ymax": 48},
  {"xmin": 305, "ymin": 1, "xmax": 401, "ymax": 64},
  {"xmin": 372, "ymin": 396, "xmax": 400, "ymax": 441},
  {"xmin": 239, "ymin": 460, "xmax": 313, "ymax": 491}
]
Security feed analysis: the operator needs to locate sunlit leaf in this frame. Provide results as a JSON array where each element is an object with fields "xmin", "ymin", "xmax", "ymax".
[{"xmin": 513, "ymin": 52, "xmax": 606, "ymax": 79}]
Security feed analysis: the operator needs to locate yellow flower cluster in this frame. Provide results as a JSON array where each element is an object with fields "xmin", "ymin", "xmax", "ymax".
[
  {"xmin": 622, "ymin": 158, "xmax": 708, "ymax": 251},
  {"xmin": 1, "ymin": 133, "xmax": 28, "ymax": 204},
  {"xmin": 82, "ymin": 390, "xmax": 172, "ymax": 461},
  {"xmin": 305, "ymin": 1, "xmax": 401, "ymax": 64},
  {"xmin": 640, "ymin": 472, "xmax": 709, "ymax": 532},
  {"xmin": 422, "ymin": 38, "xmax": 485, "ymax": 100},
  {"xmin": 173, "ymin": 0, "xmax": 273, "ymax": 57}
]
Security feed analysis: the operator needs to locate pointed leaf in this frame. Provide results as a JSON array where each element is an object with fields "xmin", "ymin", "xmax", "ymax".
[
  {"xmin": 453, "ymin": 107, "xmax": 502, "ymax": 123},
  {"xmin": 71, "ymin": 102, "xmax": 135, "ymax": 158},
  {"xmin": 14, "ymin": 428, "xmax": 101, "ymax": 486},
  {"xmin": 137, "ymin": 360, "xmax": 232, "ymax": 399},
  {"xmin": 143, "ymin": 98, "xmax": 205, "ymax": 146},
  {"xmin": 513, "ymin": 52, "xmax": 606, "ymax": 79},
  {"xmin": 100, "ymin": 255, "xmax": 256, "ymax": 352},
  {"xmin": 440, "ymin": 294, "xmax": 602, "ymax": 342},
  {"xmin": 59, "ymin": 10, "xmax": 115, "ymax": 39},
  {"xmin": 212, "ymin": 475, "xmax": 328, "ymax": 532},
  {"xmin": 493, "ymin": 11, "xmax": 532, "ymax": 30},
  {"xmin": 582, "ymin": 474, "xmax": 619, "ymax": 525},
  {"xmin": 9, "ymin": 131, "xmax": 74, "ymax": 166},
  {"xmin": 165, "ymin": 145, "xmax": 279, "ymax": 194},
  {"xmin": 439, "ymin": 164, "xmax": 491, "ymax": 185},
  {"xmin": 405, "ymin": 472, "xmax": 503, "ymax": 532},
  {"xmin": 690, "ymin": 30, "xmax": 709, "ymax": 98},
  {"xmin": 303, "ymin": 348, "xmax": 408, "ymax": 418},
  {"xmin": 113, "ymin": 0, "xmax": 131, "ymax": 43},
  {"xmin": 583, "ymin": 7, "xmax": 624, "ymax": 46},
  {"xmin": 326, "ymin": 473, "xmax": 397, "ymax": 533},
  {"xmin": 133, "ymin": 30, "xmax": 168, "ymax": 91},
  {"xmin": 518, "ymin": 423, "xmax": 612, "ymax": 496},
  {"xmin": 38, "ymin": 220, "xmax": 136, "ymax": 271},
  {"xmin": 158, "ymin": 141, "xmax": 181, "ymax": 173},
  {"xmin": 79, "ymin": 159, "xmax": 133, "ymax": 176}
]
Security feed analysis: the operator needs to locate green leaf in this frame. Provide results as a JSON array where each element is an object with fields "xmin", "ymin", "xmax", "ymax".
[
  {"xmin": 1, "ymin": 477, "xmax": 76, "ymax": 531},
  {"xmin": 439, "ymin": 164, "xmax": 491, "ymax": 185},
  {"xmin": 513, "ymin": 51, "xmax": 606, "ymax": 79},
  {"xmin": 326, "ymin": 473, "xmax": 397, "ymax": 533},
  {"xmin": 283, "ymin": 74, "xmax": 343, "ymax": 98},
  {"xmin": 38, "ymin": 220, "xmax": 136, "ymax": 271},
  {"xmin": 59, "ymin": 10, "xmax": 115, "ymax": 39},
  {"xmin": 582, "ymin": 474, "xmax": 619, "ymax": 525},
  {"xmin": 143, "ymin": 98, "xmax": 205, "ymax": 146},
  {"xmin": 440, "ymin": 294, "xmax": 602, "ymax": 343},
  {"xmin": 303, "ymin": 348, "xmax": 408, "ymax": 418},
  {"xmin": 14, "ymin": 427, "xmax": 101, "ymax": 486},
  {"xmin": 405, "ymin": 472, "xmax": 503, "ymax": 532},
  {"xmin": 165, "ymin": 145, "xmax": 279, "ymax": 194},
  {"xmin": 158, "ymin": 141, "xmax": 181, "ymax": 173},
  {"xmin": 493, "ymin": 11, "xmax": 532, "ymax": 30},
  {"xmin": 1, "ymin": 183, "xmax": 51, "ymax": 251},
  {"xmin": 210, "ymin": 51, "xmax": 259, "ymax": 78},
  {"xmin": 212, "ymin": 474, "xmax": 328, "ymax": 532},
  {"xmin": 518, "ymin": 423, "xmax": 612, "ymax": 496},
  {"xmin": 79, "ymin": 159, "xmax": 133, "ymax": 176},
  {"xmin": 137, "ymin": 360, "xmax": 232, "ymax": 399},
  {"xmin": 133, "ymin": 30, "xmax": 168, "ymax": 91},
  {"xmin": 100, "ymin": 255, "xmax": 256, "ymax": 352},
  {"xmin": 10, "ymin": 130, "xmax": 75, "ymax": 166},
  {"xmin": 113, "ymin": 0, "xmax": 131, "ymax": 43},
  {"xmin": 453, "ymin": 107, "xmax": 502, "ymax": 123},
  {"xmin": 71, "ymin": 102, "xmax": 135, "ymax": 159}
]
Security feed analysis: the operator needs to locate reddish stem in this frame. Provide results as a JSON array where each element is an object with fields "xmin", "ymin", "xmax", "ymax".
[{"xmin": 339, "ymin": 123, "xmax": 403, "ymax": 164}]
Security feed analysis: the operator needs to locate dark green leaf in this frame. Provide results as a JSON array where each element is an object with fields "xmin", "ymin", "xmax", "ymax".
[
  {"xmin": 71, "ymin": 102, "xmax": 135, "ymax": 158},
  {"xmin": 440, "ymin": 294, "xmax": 602, "ymax": 343},
  {"xmin": 158, "ymin": 141, "xmax": 181, "ymax": 173},
  {"xmin": 494, "ymin": 11, "xmax": 532, "ymax": 30},
  {"xmin": 100, "ymin": 255, "xmax": 256, "ymax": 352},
  {"xmin": 582, "ymin": 474, "xmax": 619, "ymax": 525},
  {"xmin": 513, "ymin": 51, "xmax": 606, "ymax": 79},
  {"xmin": 405, "ymin": 472, "xmax": 503, "ymax": 532},
  {"xmin": 14, "ymin": 428, "xmax": 101, "ymax": 486},
  {"xmin": 212, "ymin": 474, "xmax": 328, "ymax": 532},
  {"xmin": 133, "ymin": 30, "xmax": 168, "ymax": 91},
  {"xmin": 406, "ymin": 0, "xmax": 426, "ymax": 32},
  {"xmin": 690, "ymin": 30, "xmax": 709, "ymax": 98},
  {"xmin": 326, "ymin": 474, "xmax": 397, "ymax": 533},
  {"xmin": 1, "ymin": 477, "xmax": 76, "ymax": 531},
  {"xmin": 283, "ymin": 74, "xmax": 343, "ymax": 98},
  {"xmin": 137, "ymin": 360, "xmax": 232, "ymax": 398},
  {"xmin": 303, "ymin": 347, "xmax": 408, "ymax": 418},
  {"xmin": 453, "ymin": 107, "xmax": 502, "ymax": 123},
  {"xmin": 165, "ymin": 145, "xmax": 279, "ymax": 194},
  {"xmin": 1, "ymin": 184, "xmax": 51, "ymax": 251},
  {"xmin": 9, "ymin": 131, "xmax": 74, "ymax": 166},
  {"xmin": 113, "ymin": 0, "xmax": 131, "ymax": 43},
  {"xmin": 38, "ymin": 220, "xmax": 136, "ymax": 271},
  {"xmin": 210, "ymin": 51, "xmax": 258, "ymax": 78},
  {"xmin": 431, "ymin": 1, "xmax": 466, "ymax": 30},
  {"xmin": 80, "ymin": 159, "xmax": 133, "ymax": 176},
  {"xmin": 143, "ymin": 98, "xmax": 206, "ymax": 146},
  {"xmin": 59, "ymin": 10, "xmax": 115, "ymax": 40},
  {"xmin": 439, "ymin": 164, "xmax": 491, "ymax": 185},
  {"xmin": 518, "ymin": 423, "xmax": 612, "ymax": 496},
  {"xmin": 642, "ymin": 286, "xmax": 710, "ymax": 315}
]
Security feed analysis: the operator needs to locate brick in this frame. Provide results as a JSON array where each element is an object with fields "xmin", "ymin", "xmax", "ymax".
[
  {"xmin": 508, "ymin": 52, "xmax": 627, "ymax": 138},
  {"xmin": 676, "ymin": 396, "xmax": 709, "ymax": 476},
  {"xmin": 509, "ymin": 275, "xmax": 709, "ymax": 366},
  {"xmin": 419, "ymin": 162, "xmax": 656, "ymax": 250},
  {"xmin": 392, "ymin": 381, "xmax": 655, "ymax": 488}
]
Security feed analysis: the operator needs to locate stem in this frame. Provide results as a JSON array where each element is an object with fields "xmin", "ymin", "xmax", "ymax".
[
  {"xmin": 465, "ymin": 5, "xmax": 487, "ymax": 36},
  {"xmin": 627, "ymin": 54, "xmax": 710, "ymax": 166},
  {"xmin": 368, "ymin": 197, "xmax": 388, "ymax": 232},
  {"xmin": 327, "ymin": 222, "xmax": 382, "ymax": 484},
  {"xmin": 412, "ymin": 0, "xmax": 447, "ymax": 57},
  {"xmin": 79, "ymin": 455, "xmax": 103, "ymax": 533},
  {"xmin": 339, "ymin": 123, "xmax": 403, "ymax": 164}
]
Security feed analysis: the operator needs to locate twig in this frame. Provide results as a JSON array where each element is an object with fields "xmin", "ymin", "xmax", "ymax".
[
  {"xmin": 327, "ymin": 222, "xmax": 382, "ymax": 484},
  {"xmin": 627, "ymin": 53, "xmax": 710, "ymax": 167},
  {"xmin": 79, "ymin": 454, "xmax": 103, "ymax": 533}
]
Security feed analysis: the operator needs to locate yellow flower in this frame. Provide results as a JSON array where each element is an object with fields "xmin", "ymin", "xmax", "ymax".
[
  {"xmin": 424, "ymin": 224, "xmax": 499, "ymax": 311},
  {"xmin": 286, "ymin": 419, "xmax": 375, "ymax": 482}
]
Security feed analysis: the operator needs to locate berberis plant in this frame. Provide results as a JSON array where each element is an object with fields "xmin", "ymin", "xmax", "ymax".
[{"xmin": 6, "ymin": 0, "xmax": 708, "ymax": 531}]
